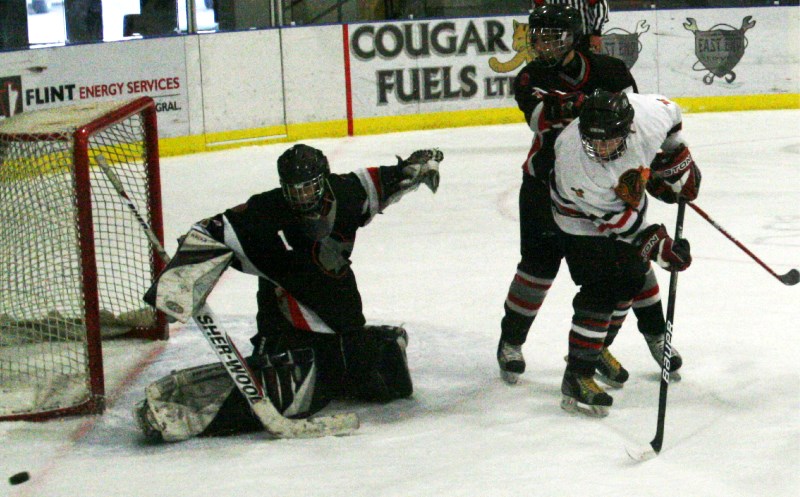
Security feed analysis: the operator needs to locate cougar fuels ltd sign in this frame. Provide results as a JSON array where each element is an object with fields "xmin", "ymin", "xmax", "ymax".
[{"xmin": 348, "ymin": 19, "xmax": 527, "ymax": 112}]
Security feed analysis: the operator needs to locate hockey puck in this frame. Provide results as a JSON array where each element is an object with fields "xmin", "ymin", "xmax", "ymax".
[{"xmin": 9, "ymin": 472, "xmax": 30, "ymax": 485}]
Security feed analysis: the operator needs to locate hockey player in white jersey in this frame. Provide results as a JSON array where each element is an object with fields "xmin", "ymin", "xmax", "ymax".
[{"xmin": 550, "ymin": 89, "xmax": 701, "ymax": 417}]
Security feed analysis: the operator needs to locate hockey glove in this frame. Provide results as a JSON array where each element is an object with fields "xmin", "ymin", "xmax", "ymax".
[
  {"xmin": 398, "ymin": 148, "xmax": 443, "ymax": 193},
  {"xmin": 646, "ymin": 176, "xmax": 678, "ymax": 204},
  {"xmin": 636, "ymin": 224, "xmax": 692, "ymax": 272},
  {"xmin": 536, "ymin": 89, "xmax": 585, "ymax": 124},
  {"xmin": 650, "ymin": 144, "xmax": 701, "ymax": 201}
]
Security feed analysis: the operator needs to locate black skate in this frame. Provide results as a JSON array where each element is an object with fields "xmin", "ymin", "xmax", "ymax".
[
  {"xmin": 560, "ymin": 370, "xmax": 613, "ymax": 418},
  {"xmin": 497, "ymin": 339, "xmax": 525, "ymax": 385},
  {"xmin": 595, "ymin": 347, "xmax": 629, "ymax": 388},
  {"xmin": 644, "ymin": 333, "xmax": 683, "ymax": 380}
]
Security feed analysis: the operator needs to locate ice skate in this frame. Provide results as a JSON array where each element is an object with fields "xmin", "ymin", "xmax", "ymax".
[
  {"xmin": 644, "ymin": 333, "xmax": 683, "ymax": 380},
  {"xmin": 497, "ymin": 339, "xmax": 525, "ymax": 385},
  {"xmin": 560, "ymin": 370, "xmax": 613, "ymax": 418},
  {"xmin": 595, "ymin": 347, "xmax": 629, "ymax": 388}
]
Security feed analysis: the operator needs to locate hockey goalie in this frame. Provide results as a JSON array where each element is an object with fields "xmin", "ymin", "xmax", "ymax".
[{"xmin": 136, "ymin": 144, "xmax": 443, "ymax": 442}]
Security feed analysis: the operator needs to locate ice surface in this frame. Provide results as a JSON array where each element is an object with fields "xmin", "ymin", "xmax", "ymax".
[{"xmin": 1, "ymin": 109, "xmax": 798, "ymax": 497}]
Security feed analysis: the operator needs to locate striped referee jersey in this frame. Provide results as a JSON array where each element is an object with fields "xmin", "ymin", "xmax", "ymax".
[{"xmin": 533, "ymin": 0, "xmax": 609, "ymax": 36}]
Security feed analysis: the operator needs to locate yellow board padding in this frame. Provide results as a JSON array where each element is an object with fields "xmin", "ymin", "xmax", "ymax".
[
  {"xmin": 673, "ymin": 93, "xmax": 800, "ymax": 113},
  {"xmin": 0, "ymin": 145, "xmax": 146, "ymax": 182},
  {"xmin": 159, "ymin": 121, "xmax": 350, "ymax": 157},
  {"xmin": 157, "ymin": 93, "xmax": 800, "ymax": 157}
]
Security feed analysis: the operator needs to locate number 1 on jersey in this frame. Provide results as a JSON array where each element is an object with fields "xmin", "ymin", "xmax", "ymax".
[{"xmin": 277, "ymin": 230, "xmax": 293, "ymax": 251}]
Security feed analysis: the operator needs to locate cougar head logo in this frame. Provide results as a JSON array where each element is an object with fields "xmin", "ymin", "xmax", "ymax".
[{"xmin": 489, "ymin": 20, "xmax": 535, "ymax": 73}]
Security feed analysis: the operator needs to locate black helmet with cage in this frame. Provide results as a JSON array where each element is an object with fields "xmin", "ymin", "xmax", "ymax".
[
  {"xmin": 578, "ymin": 89, "xmax": 635, "ymax": 163},
  {"xmin": 277, "ymin": 144, "xmax": 330, "ymax": 214},
  {"xmin": 528, "ymin": 4, "xmax": 583, "ymax": 67}
]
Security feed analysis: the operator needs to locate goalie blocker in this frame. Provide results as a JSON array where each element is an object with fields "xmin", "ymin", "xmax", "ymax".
[{"xmin": 136, "ymin": 325, "xmax": 411, "ymax": 442}]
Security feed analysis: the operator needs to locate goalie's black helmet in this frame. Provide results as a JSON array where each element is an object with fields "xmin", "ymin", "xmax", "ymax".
[
  {"xmin": 578, "ymin": 89, "xmax": 635, "ymax": 163},
  {"xmin": 528, "ymin": 4, "xmax": 583, "ymax": 67},
  {"xmin": 277, "ymin": 144, "xmax": 330, "ymax": 213}
]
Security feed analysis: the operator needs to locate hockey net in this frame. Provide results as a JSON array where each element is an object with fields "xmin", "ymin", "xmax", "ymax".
[{"xmin": 0, "ymin": 97, "xmax": 167, "ymax": 421}]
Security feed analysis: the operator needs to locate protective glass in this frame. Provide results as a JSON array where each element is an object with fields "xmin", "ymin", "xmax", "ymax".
[
  {"xmin": 281, "ymin": 175, "xmax": 326, "ymax": 213},
  {"xmin": 529, "ymin": 27, "xmax": 573, "ymax": 66},
  {"xmin": 581, "ymin": 136, "xmax": 628, "ymax": 163}
]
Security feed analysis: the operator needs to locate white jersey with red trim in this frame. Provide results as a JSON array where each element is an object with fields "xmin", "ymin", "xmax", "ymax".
[{"xmin": 550, "ymin": 93, "xmax": 685, "ymax": 243}]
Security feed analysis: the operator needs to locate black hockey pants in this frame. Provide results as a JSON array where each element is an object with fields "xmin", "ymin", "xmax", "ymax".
[
  {"xmin": 561, "ymin": 234, "xmax": 649, "ymax": 374},
  {"xmin": 253, "ymin": 275, "xmax": 408, "ymax": 404}
]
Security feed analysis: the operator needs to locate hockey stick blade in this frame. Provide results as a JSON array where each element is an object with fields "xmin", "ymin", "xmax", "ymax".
[
  {"xmin": 625, "ymin": 443, "xmax": 659, "ymax": 462},
  {"xmin": 688, "ymin": 203, "xmax": 797, "ymax": 286},
  {"xmin": 251, "ymin": 401, "xmax": 360, "ymax": 439},
  {"xmin": 779, "ymin": 268, "xmax": 799, "ymax": 286}
]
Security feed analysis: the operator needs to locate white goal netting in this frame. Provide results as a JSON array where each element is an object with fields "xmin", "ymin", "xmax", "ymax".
[{"xmin": 0, "ymin": 98, "xmax": 165, "ymax": 419}]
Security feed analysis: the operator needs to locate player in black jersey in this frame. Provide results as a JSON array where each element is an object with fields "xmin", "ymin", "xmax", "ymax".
[
  {"xmin": 137, "ymin": 144, "xmax": 442, "ymax": 441},
  {"xmin": 497, "ymin": 4, "xmax": 681, "ymax": 387}
]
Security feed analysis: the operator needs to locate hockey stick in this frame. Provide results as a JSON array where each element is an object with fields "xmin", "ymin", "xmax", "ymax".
[
  {"xmin": 687, "ymin": 202, "xmax": 798, "ymax": 286},
  {"xmin": 97, "ymin": 155, "xmax": 359, "ymax": 438},
  {"xmin": 626, "ymin": 199, "xmax": 687, "ymax": 462}
]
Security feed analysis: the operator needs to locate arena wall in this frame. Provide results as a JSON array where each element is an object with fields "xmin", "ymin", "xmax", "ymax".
[{"xmin": 0, "ymin": 6, "xmax": 797, "ymax": 156}]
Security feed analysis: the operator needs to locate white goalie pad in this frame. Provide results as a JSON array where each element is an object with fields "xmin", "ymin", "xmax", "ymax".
[
  {"xmin": 134, "ymin": 349, "xmax": 319, "ymax": 442},
  {"xmin": 138, "ymin": 362, "xmax": 236, "ymax": 442},
  {"xmin": 144, "ymin": 227, "xmax": 233, "ymax": 323}
]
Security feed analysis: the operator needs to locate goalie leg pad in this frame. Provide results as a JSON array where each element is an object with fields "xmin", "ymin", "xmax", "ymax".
[
  {"xmin": 365, "ymin": 325, "xmax": 413, "ymax": 399},
  {"xmin": 134, "ymin": 348, "xmax": 321, "ymax": 441},
  {"xmin": 136, "ymin": 362, "xmax": 236, "ymax": 442}
]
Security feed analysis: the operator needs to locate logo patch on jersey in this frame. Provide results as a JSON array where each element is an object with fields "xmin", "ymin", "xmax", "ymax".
[
  {"xmin": 571, "ymin": 187, "xmax": 584, "ymax": 198},
  {"xmin": 615, "ymin": 167, "xmax": 648, "ymax": 208}
]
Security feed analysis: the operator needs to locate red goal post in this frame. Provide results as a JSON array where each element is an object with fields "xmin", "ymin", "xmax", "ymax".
[{"xmin": 0, "ymin": 97, "xmax": 168, "ymax": 421}]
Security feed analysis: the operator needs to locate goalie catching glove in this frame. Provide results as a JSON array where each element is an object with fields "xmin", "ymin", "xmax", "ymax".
[
  {"xmin": 647, "ymin": 144, "xmax": 701, "ymax": 204},
  {"xmin": 636, "ymin": 224, "xmax": 692, "ymax": 272},
  {"xmin": 397, "ymin": 148, "xmax": 443, "ymax": 193}
]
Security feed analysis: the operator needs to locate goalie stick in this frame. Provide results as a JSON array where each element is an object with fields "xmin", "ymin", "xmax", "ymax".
[
  {"xmin": 626, "ymin": 199, "xmax": 686, "ymax": 462},
  {"xmin": 688, "ymin": 202, "xmax": 799, "ymax": 286},
  {"xmin": 97, "ymin": 155, "xmax": 359, "ymax": 438}
]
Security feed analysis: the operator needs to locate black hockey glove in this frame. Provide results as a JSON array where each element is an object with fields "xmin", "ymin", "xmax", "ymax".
[
  {"xmin": 649, "ymin": 144, "xmax": 702, "ymax": 202},
  {"xmin": 636, "ymin": 224, "xmax": 692, "ymax": 272},
  {"xmin": 397, "ymin": 148, "xmax": 443, "ymax": 193},
  {"xmin": 646, "ymin": 176, "xmax": 678, "ymax": 204},
  {"xmin": 536, "ymin": 89, "xmax": 585, "ymax": 124}
]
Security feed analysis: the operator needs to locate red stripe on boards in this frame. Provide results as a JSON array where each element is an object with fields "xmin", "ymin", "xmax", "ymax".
[{"xmin": 342, "ymin": 24, "xmax": 354, "ymax": 136}]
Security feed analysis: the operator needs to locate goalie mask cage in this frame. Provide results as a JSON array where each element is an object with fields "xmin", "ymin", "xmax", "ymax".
[{"xmin": 0, "ymin": 97, "xmax": 167, "ymax": 421}]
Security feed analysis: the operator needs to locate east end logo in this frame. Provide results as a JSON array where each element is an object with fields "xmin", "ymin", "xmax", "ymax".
[
  {"xmin": 488, "ymin": 20, "xmax": 534, "ymax": 73},
  {"xmin": 684, "ymin": 16, "xmax": 756, "ymax": 84},
  {"xmin": 601, "ymin": 20, "xmax": 650, "ymax": 69}
]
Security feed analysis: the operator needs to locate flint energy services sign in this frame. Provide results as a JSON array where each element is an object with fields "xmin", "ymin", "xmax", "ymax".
[{"xmin": 346, "ymin": 18, "xmax": 530, "ymax": 117}]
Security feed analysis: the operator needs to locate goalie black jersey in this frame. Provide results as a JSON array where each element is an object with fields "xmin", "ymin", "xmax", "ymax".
[
  {"xmin": 203, "ymin": 166, "xmax": 404, "ymax": 297},
  {"xmin": 513, "ymin": 51, "xmax": 636, "ymax": 182}
]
